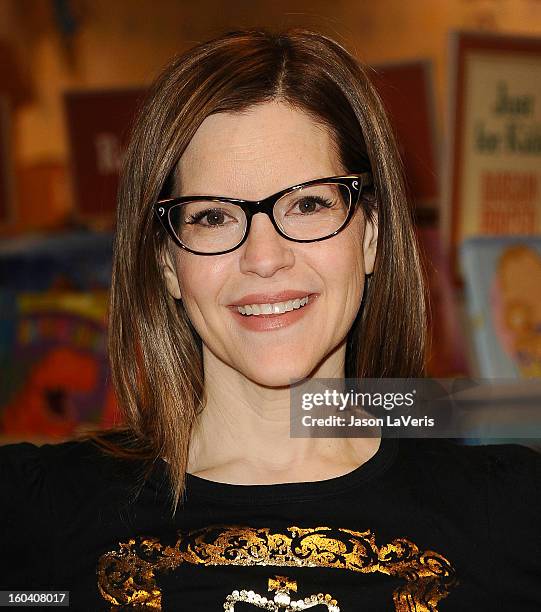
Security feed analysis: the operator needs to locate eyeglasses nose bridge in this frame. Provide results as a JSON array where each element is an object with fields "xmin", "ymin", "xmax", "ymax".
[{"xmin": 242, "ymin": 194, "xmax": 287, "ymax": 241}]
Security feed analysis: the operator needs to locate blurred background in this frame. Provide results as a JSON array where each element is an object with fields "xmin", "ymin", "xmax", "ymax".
[{"xmin": 0, "ymin": 0, "xmax": 540, "ymax": 445}]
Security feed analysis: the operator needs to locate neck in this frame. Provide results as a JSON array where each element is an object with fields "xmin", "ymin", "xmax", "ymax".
[{"xmin": 186, "ymin": 344, "xmax": 381, "ymax": 484}]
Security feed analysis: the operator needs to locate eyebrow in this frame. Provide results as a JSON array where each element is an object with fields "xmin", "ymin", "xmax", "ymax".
[{"xmin": 176, "ymin": 174, "xmax": 345, "ymax": 199}]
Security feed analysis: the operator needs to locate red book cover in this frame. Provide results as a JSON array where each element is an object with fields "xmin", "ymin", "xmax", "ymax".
[
  {"xmin": 371, "ymin": 59, "xmax": 439, "ymax": 210},
  {"xmin": 0, "ymin": 95, "xmax": 14, "ymax": 226},
  {"xmin": 64, "ymin": 88, "xmax": 147, "ymax": 228}
]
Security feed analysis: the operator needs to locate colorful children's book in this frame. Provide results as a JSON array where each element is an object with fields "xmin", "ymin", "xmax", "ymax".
[
  {"xmin": 0, "ymin": 289, "xmax": 120, "ymax": 442},
  {"xmin": 460, "ymin": 235, "xmax": 541, "ymax": 378}
]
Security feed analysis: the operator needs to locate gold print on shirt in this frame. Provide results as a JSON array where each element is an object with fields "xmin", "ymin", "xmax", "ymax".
[
  {"xmin": 224, "ymin": 574, "xmax": 341, "ymax": 610},
  {"xmin": 97, "ymin": 524, "xmax": 457, "ymax": 611}
]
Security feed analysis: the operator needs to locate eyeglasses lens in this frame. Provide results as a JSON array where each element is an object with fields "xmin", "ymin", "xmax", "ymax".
[{"xmin": 168, "ymin": 182, "xmax": 352, "ymax": 254}]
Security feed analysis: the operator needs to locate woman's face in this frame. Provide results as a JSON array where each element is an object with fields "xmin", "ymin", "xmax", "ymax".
[{"xmin": 161, "ymin": 100, "xmax": 377, "ymax": 386}]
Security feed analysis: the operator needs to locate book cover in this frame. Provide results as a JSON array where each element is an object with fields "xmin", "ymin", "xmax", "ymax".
[
  {"xmin": 459, "ymin": 235, "xmax": 541, "ymax": 378},
  {"xmin": 64, "ymin": 88, "xmax": 146, "ymax": 229},
  {"xmin": 371, "ymin": 59, "xmax": 439, "ymax": 210},
  {"xmin": 0, "ymin": 290, "xmax": 120, "ymax": 442},
  {"xmin": 0, "ymin": 230, "xmax": 113, "ymax": 291},
  {"xmin": 444, "ymin": 31, "xmax": 541, "ymax": 284},
  {"xmin": 415, "ymin": 224, "xmax": 470, "ymax": 377},
  {"xmin": 0, "ymin": 95, "xmax": 14, "ymax": 227}
]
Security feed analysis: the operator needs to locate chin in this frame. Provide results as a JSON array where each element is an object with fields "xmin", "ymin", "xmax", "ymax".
[{"xmin": 243, "ymin": 361, "xmax": 317, "ymax": 388}]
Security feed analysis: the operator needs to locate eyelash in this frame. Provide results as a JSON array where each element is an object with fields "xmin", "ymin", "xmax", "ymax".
[{"xmin": 185, "ymin": 196, "xmax": 335, "ymax": 225}]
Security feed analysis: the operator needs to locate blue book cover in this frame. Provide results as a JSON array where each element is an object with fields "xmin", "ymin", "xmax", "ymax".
[{"xmin": 0, "ymin": 230, "xmax": 113, "ymax": 291}]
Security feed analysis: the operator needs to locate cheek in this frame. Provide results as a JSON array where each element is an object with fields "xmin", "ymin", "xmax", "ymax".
[
  {"xmin": 316, "ymin": 219, "xmax": 366, "ymax": 286},
  {"xmin": 302, "ymin": 248, "xmax": 364, "ymax": 332},
  {"xmin": 174, "ymin": 252, "xmax": 230, "ymax": 305},
  {"xmin": 336, "ymin": 229, "xmax": 366, "ymax": 316},
  {"xmin": 174, "ymin": 253, "xmax": 207, "ymax": 302}
]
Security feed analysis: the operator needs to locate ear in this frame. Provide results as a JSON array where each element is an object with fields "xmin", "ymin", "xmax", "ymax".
[
  {"xmin": 159, "ymin": 243, "xmax": 182, "ymax": 300},
  {"xmin": 362, "ymin": 209, "xmax": 378, "ymax": 275}
]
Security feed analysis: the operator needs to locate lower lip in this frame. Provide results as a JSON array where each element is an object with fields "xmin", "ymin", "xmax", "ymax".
[{"xmin": 228, "ymin": 294, "xmax": 319, "ymax": 332}]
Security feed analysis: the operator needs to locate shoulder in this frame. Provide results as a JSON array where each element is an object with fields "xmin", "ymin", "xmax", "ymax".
[
  {"xmin": 398, "ymin": 438, "xmax": 541, "ymax": 533},
  {"xmin": 0, "ymin": 439, "xmax": 91, "ymax": 512},
  {"xmin": 0, "ymin": 434, "xmax": 147, "ymax": 517},
  {"xmin": 1, "ymin": 436, "xmax": 109, "ymax": 474},
  {"xmin": 398, "ymin": 436, "xmax": 540, "ymax": 476},
  {"xmin": 395, "ymin": 437, "xmax": 540, "ymax": 510}
]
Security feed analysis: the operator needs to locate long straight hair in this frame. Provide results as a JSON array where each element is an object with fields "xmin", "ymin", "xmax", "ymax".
[{"xmin": 76, "ymin": 27, "xmax": 429, "ymax": 516}]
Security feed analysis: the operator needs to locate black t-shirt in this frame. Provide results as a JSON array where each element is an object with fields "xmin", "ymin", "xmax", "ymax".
[{"xmin": 1, "ymin": 435, "xmax": 540, "ymax": 611}]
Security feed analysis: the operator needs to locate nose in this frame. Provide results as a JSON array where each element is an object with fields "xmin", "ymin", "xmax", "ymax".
[{"xmin": 239, "ymin": 212, "xmax": 295, "ymax": 277}]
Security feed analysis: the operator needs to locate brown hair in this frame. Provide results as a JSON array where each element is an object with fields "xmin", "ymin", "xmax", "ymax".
[{"xmin": 75, "ymin": 27, "xmax": 429, "ymax": 516}]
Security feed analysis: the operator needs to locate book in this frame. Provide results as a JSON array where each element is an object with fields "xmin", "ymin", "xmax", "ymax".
[
  {"xmin": 443, "ymin": 31, "xmax": 541, "ymax": 284},
  {"xmin": 0, "ymin": 95, "xmax": 14, "ymax": 226},
  {"xmin": 0, "ymin": 230, "xmax": 113, "ymax": 291},
  {"xmin": 371, "ymin": 59, "xmax": 439, "ymax": 210},
  {"xmin": 459, "ymin": 235, "xmax": 541, "ymax": 378},
  {"xmin": 64, "ymin": 88, "xmax": 146, "ymax": 229},
  {"xmin": 415, "ymin": 224, "xmax": 470, "ymax": 377},
  {"xmin": 0, "ymin": 289, "xmax": 120, "ymax": 441}
]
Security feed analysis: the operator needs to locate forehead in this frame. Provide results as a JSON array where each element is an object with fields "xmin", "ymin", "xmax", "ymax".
[{"xmin": 174, "ymin": 101, "xmax": 343, "ymax": 199}]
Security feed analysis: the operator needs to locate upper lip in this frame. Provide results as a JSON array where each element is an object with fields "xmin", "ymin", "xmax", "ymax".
[{"xmin": 229, "ymin": 290, "xmax": 317, "ymax": 307}]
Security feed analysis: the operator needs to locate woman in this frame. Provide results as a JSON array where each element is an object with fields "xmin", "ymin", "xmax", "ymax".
[{"xmin": 2, "ymin": 28, "xmax": 539, "ymax": 611}]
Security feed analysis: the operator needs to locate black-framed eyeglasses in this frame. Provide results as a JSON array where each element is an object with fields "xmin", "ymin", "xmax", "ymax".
[{"xmin": 154, "ymin": 172, "xmax": 373, "ymax": 256}]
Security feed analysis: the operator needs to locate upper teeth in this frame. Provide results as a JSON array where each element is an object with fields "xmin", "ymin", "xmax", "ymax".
[{"xmin": 237, "ymin": 295, "xmax": 310, "ymax": 316}]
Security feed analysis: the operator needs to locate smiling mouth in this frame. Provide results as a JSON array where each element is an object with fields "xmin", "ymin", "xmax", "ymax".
[{"xmin": 236, "ymin": 294, "xmax": 315, "ymax": 316}]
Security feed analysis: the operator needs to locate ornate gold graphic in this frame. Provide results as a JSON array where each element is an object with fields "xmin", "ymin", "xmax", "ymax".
[
  {"xmin": 268, "ymin": 575, "xmax": 297, "ymax": 593},
  {"xmin": 97, "ymin": 524, "xmax": 457, "ymax": 611},
  {"xmin": 224, "ymin": 574, "xmax": 340, "ymax": 610}
]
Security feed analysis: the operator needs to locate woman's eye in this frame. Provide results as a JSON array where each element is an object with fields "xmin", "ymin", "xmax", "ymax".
[
  {"xmin": 186, "ymin": 209, "xmax": 231, "ymax": 226},
  {"xmin": 291, "ymin": 196, "xmax": 334, "ymax": 215}
]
